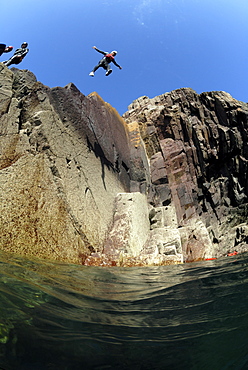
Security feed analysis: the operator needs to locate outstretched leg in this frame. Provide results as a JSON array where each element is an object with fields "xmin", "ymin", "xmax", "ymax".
[
  {"xmin": 105, "ymin": 63, "xmax": 112, "ymax": 76},
  {"xmin": 89, "ymin": 60, "xmax": 104, "ymax": 76},
  {"xmin": 3, "ymin": 59, "xmax": 13, "ymax": 67},
  {"xmin": 100, "ymin": 60, "xmax": 112, "ymax": 76},
  {"xmin": 3, "ymin": 56, "xmax": 21, "ymax": 67},
  {"xmin": 93, "ymin": 63, "xmax": 101, "ymax": 73}
]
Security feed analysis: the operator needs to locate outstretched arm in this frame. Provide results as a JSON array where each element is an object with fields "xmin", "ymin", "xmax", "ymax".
[
  {"xmin": 112, "ymin": 59, "xmax": 122, "ymax": 69},
  {"xmin": 92, "ymin": 46, "xmax": 107, "ymax": 55}
]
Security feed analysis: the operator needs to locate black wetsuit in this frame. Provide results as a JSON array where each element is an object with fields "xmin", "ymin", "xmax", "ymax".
[
  {"xmin": 0, "ymin": 44, "xmax": 6, "ymax": 57},
  {"xmin": 4, "ymin": 46, "xmax": 29, "ymax": 66},
  {"xmin": 92, "ymin": 47, "xmax": 121, "ymax": 73}
]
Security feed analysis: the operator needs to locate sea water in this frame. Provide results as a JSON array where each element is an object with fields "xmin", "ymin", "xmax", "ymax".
[{"xmin": 0, "ymin": 250, "xmax": 247, "ymax": 370}]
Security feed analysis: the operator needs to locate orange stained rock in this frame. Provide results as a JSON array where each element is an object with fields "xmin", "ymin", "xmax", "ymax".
[
  {"xmin": 88, "ymin": 91, "xmax": 129, "ymax": 134},
  {"xmin": 126, "ymin": 121, "xmax": 142, "ymax": 148}
]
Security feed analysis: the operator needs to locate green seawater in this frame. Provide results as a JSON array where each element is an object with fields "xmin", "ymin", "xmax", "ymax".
[{"xmin": 0, "ymin": 250, "xmax": 247, "ymax": 370}]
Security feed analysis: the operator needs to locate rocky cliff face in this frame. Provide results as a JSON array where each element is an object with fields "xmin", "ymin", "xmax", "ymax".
[
  {"xmin": 0, "ymin": 64, "xmax": 247, "ymax": 265},
  {"xmin": 0, "ymin": 65, "xmax": 133, "ymax": 264},
  {"xmin": 123, "ymin": 88, "xmax": 248, "ymax": 262}
]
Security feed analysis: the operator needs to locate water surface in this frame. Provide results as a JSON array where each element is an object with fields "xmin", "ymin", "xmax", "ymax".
[{"xmin": 0, "ymin": 250, "xmax": 247, "ymax": 369}]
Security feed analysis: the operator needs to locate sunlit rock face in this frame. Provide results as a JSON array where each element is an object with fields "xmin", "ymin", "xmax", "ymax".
[
  {"xmin": 0, "ymin": 64, "xmax": 247, "ymax": 266},
  {"xmin": 123, "ymin": 88, "xmax": 248, "ymax": 261},
  {"xmin": 0, "ymin": 65, "xmax": 129, "ymax": 264}
]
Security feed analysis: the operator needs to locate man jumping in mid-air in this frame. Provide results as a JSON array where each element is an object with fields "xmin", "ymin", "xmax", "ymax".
[{"xmin": 89, "ymin": 46, "xmax": 122, "ymax": 77}]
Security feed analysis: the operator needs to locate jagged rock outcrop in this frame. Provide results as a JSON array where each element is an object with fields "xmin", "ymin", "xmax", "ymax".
[
  {"xmin": 123, "ymin": 88, "xmax": 248, "ymax": 261},
  {"xmin": 0, "ymin": 64, "xmax": 248, "ymax": 266}
]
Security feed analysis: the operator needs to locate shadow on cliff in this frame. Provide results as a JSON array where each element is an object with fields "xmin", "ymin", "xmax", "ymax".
[
  {"xmin": 47, "ymin": 84, "xmax": 126, "ymax": 192},
  {"xmin": 86, "ymin": 136, "xmax": 115, "ymax": 190}
]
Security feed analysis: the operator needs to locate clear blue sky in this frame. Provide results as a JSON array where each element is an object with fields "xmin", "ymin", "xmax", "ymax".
[{"xmin": 1, "ymin": 0, "xmax": 248, "ymax": 115}]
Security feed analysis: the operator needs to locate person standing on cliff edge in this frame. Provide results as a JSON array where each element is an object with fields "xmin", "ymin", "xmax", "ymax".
[
  {"xmin": 3, "ymin": 42, "xmax": 29, "ymax": 67},
  {"xmin": 89, "ymin": 46, "xmax": 122, "ymax": 77}
]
